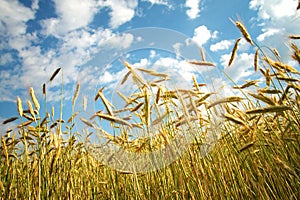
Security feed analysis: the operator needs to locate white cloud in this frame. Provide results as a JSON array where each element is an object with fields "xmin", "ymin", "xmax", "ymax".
[
  {"xmin": 172, "ymin": 42, "xmax": 183, "ymax": 58},
  {"xmin": 151, "ymin": 57, "xmax": 223, "ymax": 97},
  {"xmin": 61, "ymin": 28, "xmax": 113, "ymax": 52},
  {"xmin": 0, "ymin": 0, "xmax": 35, "ymax": 36},
  {"xmin": 136, "ymin": 36, "xmax": 143, "ymax": 42},
  {"xmin": 249, "ymin": 0, "xmax": 298, "ymax": 20},
  {"xmin": 41, "ymin": 0, "xmax": 98, "ymax": 36},
  {"xmin": 0, "ymin": 23, "xmax": 135, "ymax": 102},
  {"xmin": 211, "ymin": 30, "xmax": 218, "ymax": 39},
  {"xmin": 32, "ymin": 0, "xmax": 39, "ymax": 10},
  {"xmin": 154, "ymin": 57, "xmax": 195, "ymax": 84},
  {"xmin": 143, "ymin": 0, "xmax": 170, "ymax": 7},
  {"xmin": 104, "ymin": 32, "xmax": 134, "ymax": 49},
  {"xmin": 249, "ymin": 0, "xmax": 300, "ymax": 62},
  {"xmin": 99, "ymin": 0, "xmax": 138, "ymax": 29},
  {"xmin": 191, "ymin": 25, "xmax": 213, "ymax": 47},
  {"xmin": 8, "ymin": 33, "xmax": 38, "ymax": 52},
  {"xmin": 0, "ymin": 53, "xmax": 13, "ymax": 66},
  {"xmin": 185, "ymin": 0, "xmax": 200, "ymax": 19},
  {"xmin": 210, "ymin": 40, "xmax": 233, "ymax": 52},
  {"xmin": 54, "ymin": 0, "xmax": 97, "ymax": 30},
  {"xmin": 132, "ymin": 58, "xmax": 150, "ymax": 68},
  {"xmin": 100, "ymin": 71, "xmax": 114, "ymax": 84},
  {"xmin": 76, "ymin": 65, "xmax": 105, "ymax": 90},
  {"xmin": 40, "ymin": 18, "xmax": 60, "ymax": 36},
  {"xmin": 40, "ymin": 0, "xmax": 140, "ymax": 35},
  {"xmin": 256, "ymin": 28, "xmax": 281, "ymax": 42},
  {"xmin": 150, "ymin": 50, "xmax": 156, "ymax": 59}
]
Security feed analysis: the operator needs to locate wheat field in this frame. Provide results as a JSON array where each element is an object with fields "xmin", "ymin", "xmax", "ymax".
[{"xmin": 1, "ymin": 21, "xmax": 300, "ymax": 199}]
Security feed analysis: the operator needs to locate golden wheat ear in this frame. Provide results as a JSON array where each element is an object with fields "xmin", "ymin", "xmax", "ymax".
[
  {"xmin": 254, "ymin": 49, "xmax": 259, "ymax": 71},
  {"xmin": 228, "ymin": 38, "xmax": 241, "ymax": 67},
  {"xmin": 17, "ymin": 97, "xmax": 23, "ymax": 117},
  {"xmin": 230, "ymin": 18, "xmax": 254, "ymax": 46},
  {"xmin": 289, "ymin": 35, "xmax": 300, "ymax": 39}
]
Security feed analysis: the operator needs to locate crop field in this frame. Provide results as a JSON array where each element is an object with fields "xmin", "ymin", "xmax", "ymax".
[{"xmin": 1, "ymin": 21, "xmax": 300, "ymax": 199}]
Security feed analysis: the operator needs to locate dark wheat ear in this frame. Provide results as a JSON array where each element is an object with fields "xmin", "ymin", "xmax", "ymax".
[
  {"xmin": 297, "ymin": 0, "xmax": 300, "ymax": 10},
  {"xmin": 49, "ymin": 67, "xmax": 61, "ymax": 82}
]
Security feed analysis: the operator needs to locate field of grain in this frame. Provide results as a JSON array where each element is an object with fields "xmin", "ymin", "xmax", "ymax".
[{"xmin": 1, "ymin": 21, "xmax": 300, "ymax": 199}]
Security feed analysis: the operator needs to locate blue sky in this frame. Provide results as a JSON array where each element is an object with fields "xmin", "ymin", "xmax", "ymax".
[{"xmin": 0, "ymin": 0, "xmax": 300, "ymax": 135}]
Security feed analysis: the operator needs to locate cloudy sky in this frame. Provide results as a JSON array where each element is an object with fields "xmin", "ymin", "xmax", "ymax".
[{"xmin": 0, "ymin": 0, "xmax": 300, "ymax": 134}]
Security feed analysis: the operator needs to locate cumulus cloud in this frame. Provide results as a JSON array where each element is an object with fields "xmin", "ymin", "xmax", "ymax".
[
  {"xmin": 210, "ymin": 40, "xmax": 233, "ymax": 52},
  {"xmin": 0, "ymin": 0, "xmax": 139, "ymax": 102},
  {"xmin": 185, "ymin": 0, "xmax": 200, "ymax": 19},
  {"xmin": 249, "ymin": 0, "xmax": 300, "ymax": 61},
  {"xmin": 173, "ymin": 43, "xmax": 183, "ymax": 59},
  {"xmin": 31, "ymin": 0, "xmax": 39, "ymax": 10},
  {"xmin": 0, "ymin": 0, "xmax": 35, "ymax": 36},
  {"xmin": 100, "ymin": 71, "xmax": 114, "ymax": 84},
  {"xmin": 153, "ymin": 57, "xmax": 195, "ymax": 84},
  {"xmin": 256, "ymin": 28, "xmax": 281, "ymax": 42},
  {"xmin": 1, "ymin": 1, "xmax": 140, "ymax": 102},
  {"xmin": 249, "ymin": 0, "xmax": 298, "ymax": 20},
  {"xmin": 0, "ymin": 53, "xmax": 13, "ymax": 66},
  {"xmin": 41, "ymin": 0, "xmax": 98, "ymax": 36},
  {"xmin": 143, "ymin": 0, "xmax": 171, "ymax": 7},
  {"xmin": 191, "ymin": 25, "xmax": 217, "ymax": 47},
  {"xmin": 98, "ymin": 0, "xmax": 138, "ymax": 29},
  {"xmin": 8, "ymin": 33, "xmax": 38, "ymax": 52},
  {"xmin": 104, "ymin": 32, "xmax": 134, "ymax": 49},
  {"xmin": 0, "ymin": 25, "xmax": 135, "ymax": 102},
  {"xmin": 150, "ymin": 50, "xmax": 156, "ymax": 59},
  {"xmin": 40, "ymin": 0, "xmax": 138, "ymax": 35}
]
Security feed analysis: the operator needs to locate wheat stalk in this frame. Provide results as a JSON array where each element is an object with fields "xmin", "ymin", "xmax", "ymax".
[
  {"xmin": 233, "ymin": 20, "xmax": 254, "ymax": 45},
  {"xmin": 96, "ymin": 113, "xmax": 132, "ymax": 128},
  {"xmin": 80, "ymin": 117, "xmax": 94, "ymax": 128},
  {"xmin": 49, "ymin": 67, "xmax": 61, "ymax": 82},
  {"xmin": 207, "ymin": 96, "xmax": 244, "ymax": 109},
  {"xmin": 18, "ymin": 120, "xmax": 33, "ymax": 128},
  {"xmin": 27, "ymin": 101, "xmax": 36, "ymax": 122},
  {"xmin": 289, "ymin": 35, "xmax": 300, "ymax": 39},
  {"xmin": 42, "ymin": 83, "xmax": 46, "ymax": 95},
  {"xmin": 200, "ymin": 47, "xmax": 206, "ymax": 61},
  {"xmin": 29, "ymin": 87, "xmax": 40, "ymax": 111},
  {"xmin": 121, "ymin": 71, "xmax": 131, "ymax": 85},
  {"xmin": 258, "ymin": 88, "xmax": 282, "ymax": 94},
  {"xmin": 189, "ymin": 60, "xmax": 216, "ymax": 67},
  {"xmin": 72, "ymin": 82, "xmax": 80, "ymax": 106},
  {"xmin": 67, "ymin": 111, "xmax": 80, "ymax": 123},
  {"xmin": 246, "ymin": 105, "xmax": 291, "ymax": 114},
  {"xmin": 83, "ymin": 96, "xmax": 87, "ymax": 111},
  {"xmin": 130, "ymin": 102, "xmax": 144, "ymax": 112},
  {"xmin": 272, "ymin": 48, "xmax": 280, "ymax": 58},
  {"xmin": 248, "ymin": 92, "xmax": 276, "ymax": 106},
  {"xmin": 2, "ymin": 117, "xmax": 18, "ymax": 124},
  {"xmin": 238, "ymin": 141, "xmax": 255, "ymax": 152},
  {"xmin": 265, "ymin": 68, "xmax": 271, "ymax": 87},
  {"xmin": 228, "ymin": 38, "xmax": 241, "ymax": 67},
  {"xmin": 95, "ymin": 88, "xmax": 114, "ymax": 116},
  {"xmin": 254, "ymin": 49, "xmax": 259, "ymax": 71},
  {"xmin": 1, "ymin": 136, "xmax": 9, "ymax": 166},
  {"xmin": 233, "ymin": 80, "xmax": 259, "ymax": 89},
  {"xmin": 224, "ymin": 113, "xmax": 247, "ymax": 126},
  {"xmin": 17, "ymin": 97, "xmax": 23, "ymax": 117}
]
